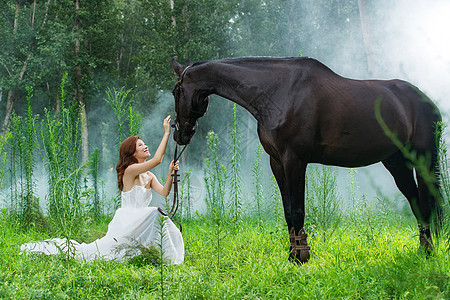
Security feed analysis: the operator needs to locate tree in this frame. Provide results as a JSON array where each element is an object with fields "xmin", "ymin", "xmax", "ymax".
[{"xmin": 0, "ymin": 0, "xmax": 48, "ymax": 135}]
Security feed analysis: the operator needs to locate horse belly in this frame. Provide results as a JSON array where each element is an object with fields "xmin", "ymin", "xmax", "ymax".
[
  {"xmin": 313, "ymin": 144, "xmax": 398, "ymax": 167},
  {"xmin": 311, "ymin": 118, "xmax": 409, "ymax": 167}
]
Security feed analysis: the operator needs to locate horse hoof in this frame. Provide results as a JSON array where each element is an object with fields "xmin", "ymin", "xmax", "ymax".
[
  {"xmin": 419, "ymin": 225, "xmax": 434, "ymax": 256},
  {"xmin": 288, "ymin": 227, "xmax": 311, "ymax": 264},
  {"xmin": 289, "ymin": 248, "xmax": 310, "ymax": 264}
]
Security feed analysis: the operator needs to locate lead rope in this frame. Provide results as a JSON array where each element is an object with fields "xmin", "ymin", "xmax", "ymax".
[{"xmin": 157, "ymin": 144, "xmax": 187, "ymax": 232}]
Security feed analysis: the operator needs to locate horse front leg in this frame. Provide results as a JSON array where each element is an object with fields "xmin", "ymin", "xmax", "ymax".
[
  {"xmin": 286, "ymin": 160, "xmax": 310, "ymax": 264},
  {"xmin": 270, "ymin": 156, "xmax": 291, "ymax": 229},
  {"xmin": 270, "ymin": 155, "xmax": 310, "ymax": 263}
]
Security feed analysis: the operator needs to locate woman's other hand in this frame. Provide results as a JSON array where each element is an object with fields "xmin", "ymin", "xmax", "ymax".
[{"xmin": 163, "ymin": 115, "xmax": 171, "ymax": 134}]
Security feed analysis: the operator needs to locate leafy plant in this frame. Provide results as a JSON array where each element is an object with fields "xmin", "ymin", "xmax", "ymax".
[
  {"xmin": 39, "ymin": 73, "xmax": 85, "ymax": 236},
  {"xmin": 157, "ymin": 216, "xmax": 168, "ymax": 299},
  {"xmin": 253, "ymin": 144, "xmax": 264, "ymax": 222},
  {"xmin": 0, "ymin": 132, "xmax": 11, "ymax": 189},
  {"xmin": 375, "ymin": 99, "xmax": 443, "ymax": 234},
  {"xmin": 89, "ymin": 148, "xmax": 101, "ymax": 221},
  {"xmin": 204, "ymin": 131, "xmax": 227, "ymax": 218},
  {"xmin": 7, "ymin": 87, "xmax": 39, "ymax": 226},
  {"xmin": 180, "ymin": 169, "xmax": 193, "ymax": 220},
  {"xmin": 229, "ymin": 103, "xmax": 242, "ymax": 223},
  {"xmin": 114, "ymin": 237, "xmax": 164, "ymax": 268},
  {"xmin": 306, "ymin": 164, "xmax": 342, "ymax": 242},
  {"xmin": 271, "ymin": 175, "xmax": 284, "ymax": 229},
  {"xmin": 104, "ymin": 87, "xmax": 134, "ymax": 147},
  {"xmin": 128, "ymin": 105, "xmax": 142, "ymax": 137}
]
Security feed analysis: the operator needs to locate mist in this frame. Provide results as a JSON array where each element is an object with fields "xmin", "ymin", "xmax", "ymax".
[
  {"xmin": 329, "ymin": 0, "xmax": 450, "ymax": 207},
  {"xmin": 148, "ymin": 0, "xmax": 450, "ymax": 214},
  {"xmin": 5, "ymin": 0, "xmax": 449, "ymax": 216},
  {"xmin": 169, "ymin": 0, "xmax": 450, "ymax": 213}
]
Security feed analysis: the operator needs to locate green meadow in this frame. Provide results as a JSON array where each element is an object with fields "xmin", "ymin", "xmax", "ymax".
[{"xmin": 2, "ymin": 213, "xmax": 450, "ymax": 299}]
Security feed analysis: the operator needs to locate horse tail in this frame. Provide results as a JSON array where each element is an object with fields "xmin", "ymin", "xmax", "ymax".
[{"xmin": 432, "ymin": 120, "xmax": 445, "ymax": 235}]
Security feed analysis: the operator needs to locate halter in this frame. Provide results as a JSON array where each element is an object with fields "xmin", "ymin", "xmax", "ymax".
[{"xmin": 173, "ymin": 65, "xmax": 208, "ymax": 132}]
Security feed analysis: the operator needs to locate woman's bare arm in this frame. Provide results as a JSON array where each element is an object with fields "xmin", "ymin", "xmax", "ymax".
[
  {"xmin": 124, "ymin": 131, "xmax": 170, "ymax": 177},
  {"xmin": 123, "ymin": 116, "xmax": 171, "ymax": 184},
  {"xmin": 151, "ymin": 160, "xmax": 179, "ymax": 197}
]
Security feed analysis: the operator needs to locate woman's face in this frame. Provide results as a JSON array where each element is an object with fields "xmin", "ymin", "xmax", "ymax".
[{"xmin": 134, "ymin": 139, "xmax": 150, "ymax": 160}]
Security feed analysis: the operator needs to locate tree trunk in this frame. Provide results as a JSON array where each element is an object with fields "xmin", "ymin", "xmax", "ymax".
[
  {"xmin": 74, "ymin": 0, "xmax": 89, "ymax": 163},
  {"xmin": 169, "ymin": 0, "xmax": 176, "ymax": 26},
  {"xmin": 1, "ymin": 91, "xmax": 16, "ymax": 135},
  {"xmin": 0, "ymin": 56, "xmax": 29, "ymax": 135},
  {"xmin": 1, "ymin": 1, "xmax": 30, "ymax": 136}
]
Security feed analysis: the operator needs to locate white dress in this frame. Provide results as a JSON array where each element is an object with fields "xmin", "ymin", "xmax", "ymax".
[{"xmin": 20, "ymin": 185, "xmax": 184, "ymax": 265}]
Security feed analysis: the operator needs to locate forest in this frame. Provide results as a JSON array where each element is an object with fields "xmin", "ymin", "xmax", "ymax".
[{"xmin": 1, "ymin": 0, "xmax": 450, "ymax": 298}]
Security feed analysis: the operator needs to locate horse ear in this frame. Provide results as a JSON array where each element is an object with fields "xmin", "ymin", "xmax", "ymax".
[{"xmin": 172, "ymin": 58, "xmax": 184, "ymax": 78}]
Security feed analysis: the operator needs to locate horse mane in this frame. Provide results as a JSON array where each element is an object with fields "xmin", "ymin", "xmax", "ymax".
[{"xmin": 191, "ymin": 57, "xmax": 336, "ymax": 75}]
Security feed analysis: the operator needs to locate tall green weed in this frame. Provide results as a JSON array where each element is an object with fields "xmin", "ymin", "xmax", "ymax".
[
  {"xmin": 180, "ymin": 169, "xmax": 193, "ymax": 220},
  {"xmin": 306, "ymin": 164, "xmax": 342, "ymax": 241},
  {"xmin": 39, "ymin": 73, "xmax": 85, "ymax": 237},
  {"xmin": 89, "ymin": 148, "xmax": 101, "ymax": 221},
  {"xmin": 229, "ymin": 103, "xmax": 242, "ymax": 223},
  {"xmin": 204, "ymin": 131, "xmax": 227, "ymax": 218},
  {"xmin": 252, "ymin": 144, "xmax": 264, "ymax": 222},
  {"xmin": 7, "ymin": 87, "xmax": 39, "ymax": 227},
  {"xmin": 0, "ymin": 132, "xmax": 10, "ymax": 189}
]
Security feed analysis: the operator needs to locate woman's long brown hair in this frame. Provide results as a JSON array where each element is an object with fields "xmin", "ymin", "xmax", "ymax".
[{"xmin": 116, "ymin": 135, "xmax": 140, "ymax": 191}]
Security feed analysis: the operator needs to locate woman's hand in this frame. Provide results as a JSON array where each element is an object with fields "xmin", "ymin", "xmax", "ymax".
[
  {"xmin": 169, "ymin": 160, "xmax": 179, "ymax": 175},
  {"xmin": 163, "ymin": 115, "xmax": 171, "ymax": 134}
]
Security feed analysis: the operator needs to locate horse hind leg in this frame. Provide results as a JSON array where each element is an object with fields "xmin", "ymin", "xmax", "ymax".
[
  {"xmin": 415, "ymin": 152, "xmax": 442, "ymax": 254},
  {"xmin": 382, "ymin": 152, "xmax": 434, "ymax": 254}
]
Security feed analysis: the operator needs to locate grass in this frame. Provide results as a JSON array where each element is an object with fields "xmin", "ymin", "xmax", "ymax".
[{"xmin": 2, "ymin": 210, "xmax": 449, "ymax": 299}]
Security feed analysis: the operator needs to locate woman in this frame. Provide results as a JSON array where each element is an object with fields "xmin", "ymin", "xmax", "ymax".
[{"xmin": 20, "ymin": 116, "xmax": 184, "ymax": 265}]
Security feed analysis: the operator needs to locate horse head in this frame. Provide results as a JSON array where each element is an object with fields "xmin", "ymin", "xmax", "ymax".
[{"xmin": 171, "ymin": 58, "xmax": 210, "ymax": 145}]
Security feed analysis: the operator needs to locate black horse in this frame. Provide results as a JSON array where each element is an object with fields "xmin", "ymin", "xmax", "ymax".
[{"xmin": 171, "ymin": 57, "xmax": 442, "ymax": 263}]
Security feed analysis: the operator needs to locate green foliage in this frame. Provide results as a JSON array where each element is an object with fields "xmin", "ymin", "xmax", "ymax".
[
  {"xmin": 204, "ymin": 131, "xmax": 227, "ymax": 218},
  {"xmin": 138, "ymin": 0, "xmax": 236, "ymax": 88},
  {"xmin": 104, "ymin": 87, "xmax": 134, "ymax": 147},
  {"xmin": 271, "ymin": 175, "xmax": 284, "ymax": 228},
  {"xmin": 306, "ymin": 164, "xmax": 343, "ymax": 241},
  {"xmin": 374, "ymin": 98, "xmax": 440, "ymax": 200},
  {"xmin": 128, "ymin": 105, "xmax": 142, "ymax": 137},
  {"xmin": 375, "ymin": 98, "xmax": 443, "ymax": 235},
  {"xmin": 3, "ymin": 214, "xmax": 450, "ymax": 299},
  {"xmin": 89, "ymin": 148, "xmax": 101, "ymax": 221},
  {"xmin": 229, "ymin": 103, "xmax": 242, "ymax": 223},
  {"xmin": 0, "ymin": 132, "xmax": 11, "ymax": 188},
  {"xmin": 39, "ymin": 74, "xmax": 86, "ymax": 237},
  {"xmin": 436, "ymin": 122, "xmax": 450, "ymax": 203},
  {"xmin": 252, "ymin": 144, "xmax": 264, "ymax": 221},
  {"xmin": 7, "ymin": 87, "xmax": 39, "ymax": 226},
  {"xmin": 435, "ymin": 121, "xmax": 450, "ymax": 241},
  {"xmin": 115, "ymin": 238, "xmax": 163, "ymax": 268},
  {"xmin": 180, "ymin": 169, "xmax": 193, "ymax": 220},
  {"xmin": 157, "ymin": 216, "xmax": 168, "ymax": 299}
]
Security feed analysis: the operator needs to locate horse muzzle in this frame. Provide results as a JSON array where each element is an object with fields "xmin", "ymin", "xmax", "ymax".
[{"xmin": 173, "ymin": 128, "xmax": 194, "ymax": 146}]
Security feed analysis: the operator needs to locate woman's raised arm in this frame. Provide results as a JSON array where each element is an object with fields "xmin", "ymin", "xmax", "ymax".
[{"xmin": 124, "ymin": 116, "xmax": 171, "ymax": 178}]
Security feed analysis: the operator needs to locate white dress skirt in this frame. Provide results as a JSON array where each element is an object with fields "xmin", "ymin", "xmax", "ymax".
[{"xmin": 20, "ymin": 185, "xmax": 184, "ymax": 265}]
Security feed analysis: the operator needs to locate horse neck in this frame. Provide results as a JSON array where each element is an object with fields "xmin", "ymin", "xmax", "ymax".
[{"xmin": 193, "ymin": 62, "xmax": 271, "ymax": 119}]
